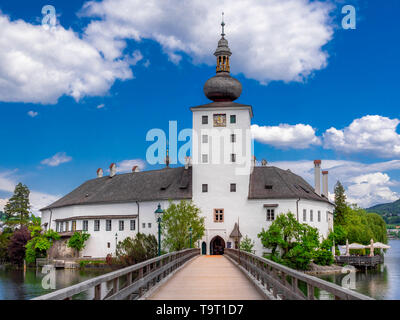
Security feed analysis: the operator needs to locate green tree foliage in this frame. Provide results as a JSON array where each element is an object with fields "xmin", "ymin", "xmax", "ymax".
[
  {"xmin": 67, "ymin": 232, "xmax": 90, "ymax": 254},
  {"xmin": 161, "ymin": 200, "xmax": 205, "ymax": 252},
  {"xmin": 3, "ymin": 183, "xmax": 31, "ymax": 229},
  {"xmin": 25, "ymin": 217, "xmax": 60, "ymax": 264},
  {"xmin": 334, "ymin": 181, "xmax": 347, "ymax": 225},
  {"xmin": 239, "ymin": 235, "xmax": 255, "ymax": 253},
  {"xmin": 258, "ymin": 212, "xmax": 323, "ymax": 270},
  {"xmin": 0, "ymin": 229, "xmax": 12, "ymax": 262},
  {"xmin": 116, "ymin": 233, "xmax": 158, "ymax": 266},
  {"xmin": 7, "ymin": 226, "xmax": 31, "ymax": 265}
]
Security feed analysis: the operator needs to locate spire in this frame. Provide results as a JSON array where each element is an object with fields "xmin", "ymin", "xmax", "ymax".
[
  {"xmin": 221, "ymin": 12, "xmax": 225, "ymax": 38},
  {"xmin": 215, "ymin": 12, "xmax": 231, "ymax": 73}
]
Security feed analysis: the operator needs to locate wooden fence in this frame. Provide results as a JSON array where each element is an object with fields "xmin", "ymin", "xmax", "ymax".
[
  {"xmin": 33, "ymin": 248, "xmax": 199, "ymax": 300},
  {"xmin": 224, "ymin": 248, "xmax": 373, "ymax": 300}
]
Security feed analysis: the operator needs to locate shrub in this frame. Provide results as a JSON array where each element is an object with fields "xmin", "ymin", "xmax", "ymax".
[{"xmin": 313, "ymin": 249, "xmax": 334, "ymax": 266}]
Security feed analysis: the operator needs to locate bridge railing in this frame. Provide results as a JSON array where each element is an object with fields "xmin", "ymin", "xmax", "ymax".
[
  {"xmin": 33, "ymin": 248, "xmax": 199, "ymax": 300},
  {"xmin": 224, "ymin": 248, "xmax": 373, "ymax": 300}
]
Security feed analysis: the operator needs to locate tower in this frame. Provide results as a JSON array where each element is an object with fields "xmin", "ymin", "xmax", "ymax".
[{"xmin": 190, "ymin": 15, "xmax": 253, "ymax": 254}]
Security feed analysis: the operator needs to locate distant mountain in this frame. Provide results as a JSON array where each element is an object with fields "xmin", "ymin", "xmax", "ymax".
[{"xmin": 366, "ymin": 199, "xmax": 400, "ymax": 225}]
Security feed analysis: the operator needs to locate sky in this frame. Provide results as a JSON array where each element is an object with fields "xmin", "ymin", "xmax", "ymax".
[{"xmin": 0, "ymin": 0, "xmax": 399, "ymax": 213}]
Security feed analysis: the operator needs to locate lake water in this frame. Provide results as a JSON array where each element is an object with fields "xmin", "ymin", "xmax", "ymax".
[
  {"xmin": 317, "ymin": 239, "xmax": 400, "ymax": 300},
  {"xmin": 0, "ymin": 267, "xmax": 111, "ymax": 300}
]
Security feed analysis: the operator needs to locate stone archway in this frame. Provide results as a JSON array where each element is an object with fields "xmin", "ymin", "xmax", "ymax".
[{"xmin": 210, "ymin": 236, "xmax": 225, "ymax": 255}]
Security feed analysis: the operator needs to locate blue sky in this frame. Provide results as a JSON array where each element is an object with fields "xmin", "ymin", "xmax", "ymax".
[{"xmin": 0, "ymin": 0, "xmax": 399, "ymax": 212}]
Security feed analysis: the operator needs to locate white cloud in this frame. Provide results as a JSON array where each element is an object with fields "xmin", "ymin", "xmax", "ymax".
[
  {"xmin": 323, "ymin": 115, "xmax": 400, "ymax": 157},
  {"xmin": 41, "ymin": 152, "xmax": 72, "ymax": 167},
  {"xmin": 0, "ymin": 198, "xmax": 8, "ymax": 211},
  {"xmin": 0, "ymin": 13, "xmax": 135, "ymax": 104},
  {"xmin": 29, "ymin": 191, "xmax": 60, "ymax": 215},
  {"xmin": 346, "ymin": 173, "xmax": 399, "ymax": 208},
  {"xmin": 96, "ymin": 103, "xmax": 105, "ymax": 109},
  {"xmin": 27, "ymin": 110, "xmax": 38, "ymax": 117},
  {"xmin": 269, "ymin": 159, "xmax": 400, "ymax": 208},
  {"xmin": 251, "ymin": 123, "xmax": 321, "ymax": 149},
  {"xmin": 81, "ymin": 0, "xmax": 334, "ymax": 83},
  {"xmin": 116, "ymin": 159, "xmax": 146, "ymax": 173},
  {"xmin": 0, "ymin": 170, "xmax": 59, "ymax": 215}
]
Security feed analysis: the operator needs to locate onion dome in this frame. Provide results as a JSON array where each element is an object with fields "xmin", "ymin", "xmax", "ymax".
[{"xmin": 204, "ymin": 13, "xmax": 242, "ymax": 102}]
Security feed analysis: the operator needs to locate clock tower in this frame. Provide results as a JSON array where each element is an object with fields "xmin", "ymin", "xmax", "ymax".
[{"xmin": 190, "ymin": 15, "xmax": 254, "ymax": 254}]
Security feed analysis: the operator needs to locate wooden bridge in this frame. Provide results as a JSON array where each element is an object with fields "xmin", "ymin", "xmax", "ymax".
[{"xmin": 33, "ymin": 248, "xmax": 373, "ymax": 300}]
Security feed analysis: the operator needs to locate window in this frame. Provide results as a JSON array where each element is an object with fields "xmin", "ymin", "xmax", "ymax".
[
  {"xmin": 231, "ymin": 154, "xmax": 236, "ymax": 163},
  {"xmin": 318, "ymin": 211, "xmax": 321, "ymax": 222},
  {"xmin": 130, "ymin": 220, "xmax": 136, "ymax": 231},
  {"xmin": 266, "ymin": 209, "xmax": 275, "ymax": 221},
  {"xmin": 119, "ymin": 220, "xmax": 124, "ymax": 231},
  {"xmin": 142, "ymin": 223, "xmax": 146, "ymax": 229},
  {"xmin": 202, "ymin": 115, "xmax": 208, "ymax": 124},
  {"xmin": 303, "ymin": 209, "xmax": 307, "ymax": 222},
  {"xmin": 72, "ymin": 220, "xmax": 76, "ymax": 232},
  {"xmin": 230, "ymin": 183, "xmax": 236, "ymax": 192},
  {"xmin": 310, "ymin": 210, "xmax": 313, "ymax": 222},
  {"xmin": 202, "ymin": 154, "xmax": 208, "ymax": 163},
  {"xmin": 106, "ymin": 220, "xmax": 112, "ymax": 231},
  {"xmin": 107, "ymin": 242, "xmax": 110, "ymax": 248},
  {"xmin": 230, "ymin": 115, "xmax": 236, "ymax": 124},
  {"xmin": 148, "ymin": 223, "xmax": 152, "ymax": 228},
  {"xmin": 202, "ymin": 184, "xmax": 208, "ymax": 192},
  {"xmin": 56, "ymin": 222, "xmax": 59, "ymax": 232},
  {"xmin": 231, "ymin": 134, "xmax": 236, "ymax": 143},
  {"xmin": 214, "ymin": 209, "xmax": 224, "ymax": 222},
  {"xmin": 83, "ymin": 220, "xmax": 88, "ymax": 231},
  {"xmin": 65, "ymin": 221, "xmax": 69, "ymax": 232},
  {"xmin": 326, "ymin": 211, "xmax": 328, "ymax": 222},
  {"xmin": 94, "ymin": 220, "xmax": 100, "ymax": 231},
  {"xmin": 202, "ymin": 135, "xmax": 208, "ymax": 143}
]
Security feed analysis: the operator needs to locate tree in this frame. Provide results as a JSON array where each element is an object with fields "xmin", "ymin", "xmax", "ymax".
[
  {"xmin": 3, "ymin": 183, "xmax": 31, "ymax": 229},
  {"xmin": 7, "ymin": 226, "xmax": 31, "ymax": 265},
  {"xmin": 239, "ymin": 235, "xmax": 255, "ymax": 253},
  {"xmin": 67, "ymin": 232, "xmax": 90, "ymax": 256},
  {"xmin": 258, "ymin": 212, "xmax": 321, "ymax": 270},
  {"xmin": 116, "ymin": 233, "xmax": 158, "ymax": 266},
  {"xmin": 334, "ymin": 181, "xmax": 347, "ymax": 225},
  {"xmin": 161, "ymin": 200, "xmax": 205, "ymax": 252},
  {"xmin": 25, "ymin": 217, "xmax": 60, "ymax": 264}
]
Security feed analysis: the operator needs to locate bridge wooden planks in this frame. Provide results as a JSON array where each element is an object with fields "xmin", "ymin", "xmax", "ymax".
[{"xmin": 148, "ymin": 255, "xmax": 264, "ymax": 300}]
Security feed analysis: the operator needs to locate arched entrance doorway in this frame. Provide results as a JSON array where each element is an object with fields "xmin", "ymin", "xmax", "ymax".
[
  {"xmin": 210, "ymin": 236, "xmax": 225, "ymax": 255},
  {"xmin": 201, "ymin": 241, "xmax": 207, "ymax": 255}
]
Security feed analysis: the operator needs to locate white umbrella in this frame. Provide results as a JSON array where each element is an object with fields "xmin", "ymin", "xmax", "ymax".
[
  {"xmin": 372, "ymin": 242, "xmax": 391, "ymax": 249},
  {"xmin": 340, "ymin": 243, "xmax": 366, "ymax": 250}
]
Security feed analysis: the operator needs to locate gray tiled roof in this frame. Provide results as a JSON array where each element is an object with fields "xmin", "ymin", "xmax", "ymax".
[
  {"xmin": 42, "ymin": 165, "xmax": 331, "ymax": 211},
  {"xmin": 190, "ymin": 101, "xmax": 253, "ymax": 117},
  {"xmin": 249, "ymin": 166, "xmax": 332, "ymax": 204},
  {"xmin": 41, "ymin": 167, "xmax": 192, "ymax": 211}
]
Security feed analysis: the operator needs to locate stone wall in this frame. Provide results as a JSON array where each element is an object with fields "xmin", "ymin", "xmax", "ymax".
[{"xmin": 48, "ymin": 238, "xmax": 77, "ymax": 259}]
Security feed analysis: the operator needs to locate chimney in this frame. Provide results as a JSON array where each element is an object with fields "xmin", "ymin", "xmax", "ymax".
[
  {"xmin": 184, "ymin": 156, "xmax": 191, "ymax": 169},
  {"xmin": 132, "ymin": 166, "xmax": 140, "ymax": 173},
  {"xmin": 252, "ymin": 155, "xmax": 257, "ymax": 168},
  {"xmin": 109, "ymin": 163, "xmax": 117, "ymax": 177},
  {"xmin": 261, "ymin": 159, "xmax": 267, "ymax": 166},
  {"xmin": 322, "ymin": 171, "xmax": 329, "ymax": 198},
  {"xmin": 314, "ymin": 160, "xmax": 321, "ymax": 196},
  {"xmin": 97, "ymin": 168, "xmax": 103, "ymax": 178}
]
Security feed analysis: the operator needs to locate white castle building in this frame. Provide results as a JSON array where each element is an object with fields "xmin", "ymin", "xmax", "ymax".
[{"xmin": 41, "ymin": 22, "xmax": 334, "ymax": 258}]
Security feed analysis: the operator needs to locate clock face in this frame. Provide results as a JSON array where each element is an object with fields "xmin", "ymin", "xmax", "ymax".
[{"xmin": 213, "ymin": 114, "xmax": 226, "ymax": 127}]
